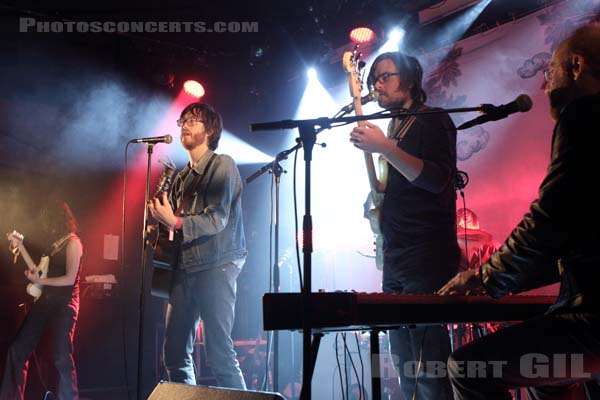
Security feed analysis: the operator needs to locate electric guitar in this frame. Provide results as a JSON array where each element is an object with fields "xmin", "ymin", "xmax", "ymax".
[
  {"xmin": 7, "ymin": 230, "xmax": 49, "ymax": 300},
  {"xmin": 343, "ymin": 48, "xmax": 387, "ymax": 270},
  {"xmin": 149, "ymin": 158, "xmax": 177, "ymax": 298}
]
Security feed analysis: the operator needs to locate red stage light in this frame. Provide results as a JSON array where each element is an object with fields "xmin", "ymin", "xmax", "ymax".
[
  {"xmin": 183, "ymin": 80, "xmax": 205, "ymax": 98},
  {"xmin": 349, "ymin": 27, "xmax": 375, "ymax": 44}
]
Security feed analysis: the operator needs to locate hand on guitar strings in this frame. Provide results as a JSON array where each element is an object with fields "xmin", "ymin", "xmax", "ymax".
[
  {"xmin": 350, "ymin": 122, "xmax": 391, "ymax": 154},
  {"xmin": 25, "ymin": 269, "xmax": 41, "ymax": 284},
  {"xmin": 437, "ymin": 269, "xmax": 486, "ymax": 296},
  {"xmin": 148, "ymin": 192, "xmax": 178, "ymax": 229}
]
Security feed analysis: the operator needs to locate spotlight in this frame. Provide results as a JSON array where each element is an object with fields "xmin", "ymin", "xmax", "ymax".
[
  {"xmin": 307, "ymin": 68, "xmax": 317, "ymax": 80},
  {"xmin": 349, "ymin": 27, "xmax": 375, "ymax": 44},
  {"xmin": 389, "ymin": 28, "xmax": 405, "ymax": 43},
  {"xmin": 375, "ymin": 27, "xmax": 406, "ymax": 53},
  {"xmin": 183, "ymin": 80, "xmax": 205, "ymax": 98}
]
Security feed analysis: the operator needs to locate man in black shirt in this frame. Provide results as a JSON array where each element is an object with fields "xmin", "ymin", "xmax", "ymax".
[
  {"xmin": 350, "ymin": 52, "xmax": 459, "ymax": 400},
  {"xmin": 439, "ymin": 23, "xmax": 600, "ymax": 399}
]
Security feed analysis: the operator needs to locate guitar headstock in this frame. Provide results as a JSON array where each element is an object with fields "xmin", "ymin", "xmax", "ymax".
[
  {"xmin": 7, "ymin": 230, "xmax": 24, "ymax": 242},
  {"xmin": 155, "ymin": 158, "xmax": 176, "ymax": 197},
  {"xmin": 342, "ymin": 46, "xmax": 366, "ymax": 100},
  {"xmin": 7, "ymin": 230, "xmax": 24, "ymax": 252}
]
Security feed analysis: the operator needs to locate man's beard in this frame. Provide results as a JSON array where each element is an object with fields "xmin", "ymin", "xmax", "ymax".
[
  {"xmin": 548, "ymin": 85, "xmax": 575, "ymax": 120},
  {"xmin": 378, "ymin": 97, "xmax": 406, "ymax": 110}
]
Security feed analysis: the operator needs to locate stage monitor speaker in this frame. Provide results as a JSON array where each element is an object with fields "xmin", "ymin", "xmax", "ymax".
[{"xmin": 148, "ymin": 381, "xmax": 286, "ymax": 400}]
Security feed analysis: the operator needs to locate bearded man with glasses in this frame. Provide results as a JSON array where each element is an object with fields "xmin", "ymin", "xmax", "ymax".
[
  {"xmin": 148, "ymin": 102, "xmax": 247, "ymax": 390},
  {"xmin": 350, "ymin": 51, "xmax": 460, "ymax": 400}
]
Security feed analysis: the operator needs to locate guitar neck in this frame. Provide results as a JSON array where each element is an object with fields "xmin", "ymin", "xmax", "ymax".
[
  {"xmin": 17, "ymin": 243, "xmax": 38, "ymax": 271},
  {"xmin": 355, "ymin": 98, "xmax": 383, "ymax": 194}
]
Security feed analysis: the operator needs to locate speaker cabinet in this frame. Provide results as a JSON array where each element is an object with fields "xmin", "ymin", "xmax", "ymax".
[{"xmin": 148, "ymin": 381, "xmax": 285, "ymax": 400}]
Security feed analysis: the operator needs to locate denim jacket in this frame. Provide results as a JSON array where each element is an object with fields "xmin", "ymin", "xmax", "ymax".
[{"xmin": 169, "ymin": 150, "xmax": 247, "ymax": 272}]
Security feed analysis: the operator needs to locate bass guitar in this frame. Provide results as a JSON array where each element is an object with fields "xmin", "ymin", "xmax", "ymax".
[
  {"xmin": 7, "ymin": 230, "xmax": 49, "ymax": 300},
  {"xmin": 343, "ymin": 47, "xmax": 387, "ymax": 270}
]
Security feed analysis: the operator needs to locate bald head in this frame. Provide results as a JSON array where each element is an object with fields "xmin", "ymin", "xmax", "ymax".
[
  {"xmin": 545, "ymin": 23, "xmax": 600, "ymax": 120},
  {"xmin": 558, "ymin": 23, "xmax": 600, "ymax": 81}
]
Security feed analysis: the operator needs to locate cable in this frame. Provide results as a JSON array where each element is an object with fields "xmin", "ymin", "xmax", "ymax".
[
  {"xmin": 261, "ymin": 171, "xmax": 277, "ymax": 391},
  {"xmin": 120, "ymin": 142, "xmax": 132, "ymax": 400},
  {"xmin": 411, "ymin": 328, "xmax": 428, "ymax": 400},
  {"xmin": 456, "ymin": 170, "xmax": 470, "ymax": 271},
  {"xmin": 269, "ymin": 169, "xmax": 274, "ymax": 292},
  {"xmin": 261, "ymin": 330, "xmax": 273, "ymax": 391},
  {"xmin": 335, "ymin": 334, "xmax": 346, "ymax": 400},
  {"xmin": 293, "ymin": 147, "xmax": 303, "ymax": 290},
  {"xmin": 342, "ymin": 333, "xmax": 361, "ymax": 400},
  {"xmin": 354, "ymin": 333, "xmax": 365, "ymax": 400},
  {"xmin": 42, "ymin": 391, "xmax": 56, "ymax": 400},
  {"xmin": 461, "ymin": 193, "xmax": 469, "ymax": 270}
]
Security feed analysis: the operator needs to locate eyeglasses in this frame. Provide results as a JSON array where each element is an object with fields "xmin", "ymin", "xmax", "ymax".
[
  {"xmin": 176, "ymin": 117, "xmax": 204, "ymax": 127},
  {"xmin": 373, "ymin": 72, "xmax": 401, "ymax": 84}
]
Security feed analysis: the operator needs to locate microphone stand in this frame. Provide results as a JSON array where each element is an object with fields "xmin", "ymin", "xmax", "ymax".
[
  {"xmin": 246, "ymin": 142, "xmax": 301, "ymax": 393},
  {"xmin": 136, "ymin": 143, "xmax": 154, "ymax": 400},
  {"xmin": 250, "ymin": 103, "xmax": 488, "ymax": 400}
]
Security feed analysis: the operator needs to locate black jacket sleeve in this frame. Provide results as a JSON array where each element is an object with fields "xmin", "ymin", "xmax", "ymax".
[{"xmin": 481, "ymin": 95, "xmax": 600, "ymax": 298}]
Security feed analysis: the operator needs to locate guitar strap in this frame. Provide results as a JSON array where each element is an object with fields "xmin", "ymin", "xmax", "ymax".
[
  {"xmin": 387, "ymin": 104, "xmax": 427, "ymax": 142},
  {"xmin": 49, "ymin": 233, "xmax": 75, "ymax": 257},
  {"xmin": 174, "ymin": 153, "xmax": 217, "ymax": 217}
]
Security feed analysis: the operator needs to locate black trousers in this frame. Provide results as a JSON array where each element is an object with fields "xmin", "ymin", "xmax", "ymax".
[
  {"xmin": 383, "ymin": 239, "xmax": 459, "ymax": 400},
  {"xmin": 449, "ymin": 312, "xmax": 600, "ymax": 400},
  {"xmin": 388, "ymin": 324, "xmax": 455, "ymax": 400},
  {"xmin": 0, "ymin": 295, "xmax": 79, "ymax": 400}
]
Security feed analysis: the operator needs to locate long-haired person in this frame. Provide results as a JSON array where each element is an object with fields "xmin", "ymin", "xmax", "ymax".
[{"xmin": 1, "ymin": 200, "xmax": 82, "ymax": 400}]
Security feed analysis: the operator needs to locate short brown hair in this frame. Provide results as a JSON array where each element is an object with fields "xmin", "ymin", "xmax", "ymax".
[{"xmin": 179, "ymin": 102, "xmax": 223, "ymax": 150}]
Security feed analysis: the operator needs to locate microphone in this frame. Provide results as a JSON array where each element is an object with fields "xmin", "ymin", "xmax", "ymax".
[
  {"xmin": 457, "ymin": 94, "xmax": 533, "ymax": 130},
  {"xmin": 341, "ymin": 91, "xmax": 379, "ymax": 113},
  {"xmin": 129, "ymin": 134, "xmax": 173, "ymax": 144}
]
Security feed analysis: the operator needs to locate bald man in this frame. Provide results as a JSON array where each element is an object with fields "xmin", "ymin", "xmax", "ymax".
[{"xmin": 439, "ymin": 23, "xmax": 600, "ymax": 399}]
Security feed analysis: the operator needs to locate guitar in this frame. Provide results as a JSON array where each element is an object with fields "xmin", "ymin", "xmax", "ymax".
[
  {"xmin": 7, "ymin": 230, "xmax": 49, "ymax": 300},
  {"xmin": 149, "ymin": 158, "xmax": 177, "ymax": 298},
  {"xmin": 343, "ymin": 48, "xmax": 387, "ymax": 270}
]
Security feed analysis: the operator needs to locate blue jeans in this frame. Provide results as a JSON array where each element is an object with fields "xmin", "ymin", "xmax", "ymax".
[{"xmin": 163, "ymin": 261, "xmax": 246, "ymax": 389}]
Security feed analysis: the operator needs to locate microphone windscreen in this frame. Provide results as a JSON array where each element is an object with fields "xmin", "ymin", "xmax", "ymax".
[
  {"xmin": 516, "ymin": 94, "xmax": 533, "ymax": 112},
  {"xmin": 164, "ymin": 134, "xmax": 173, "ymax": 144}
]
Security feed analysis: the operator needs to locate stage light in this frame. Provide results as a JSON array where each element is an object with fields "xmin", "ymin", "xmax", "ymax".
[
  {"xmin": 307, "ymin": 68, "xmax": 317, "ymax": 80},
  {"xmin": 373, "ymin": 27, "xmax": 406, "ymax": 54},
  {"xmin": 183, "ymin": 80, "xmax": 205, "ymax": 98},
  {"xmin": 349, "ymin": 27, "xmax": 375, "ymax": 44},
  {"xmin": 389, "ymin": 28, "xmax": 405, "ymax": 43},
  {"xmin": 426, "ymin": 0, "xmax": 492, "ymax": 47}
]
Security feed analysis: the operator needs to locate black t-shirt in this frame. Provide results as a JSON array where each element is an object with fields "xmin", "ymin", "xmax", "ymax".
[
  {"xmin": 382, "ymin": 108, "xmax": 458, "ymax": 247},
  {"xmin": 381, "ymin": 106, "xmax": 460, "ymax": 292},
  {"xmin": 42, "ymin": 238, "xmax": 80, "ymax": 303}
]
